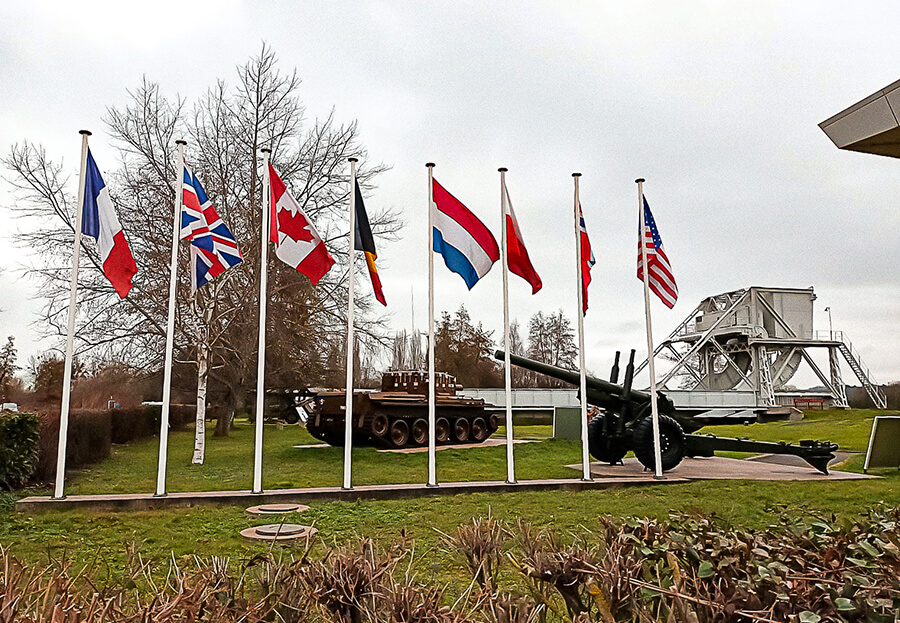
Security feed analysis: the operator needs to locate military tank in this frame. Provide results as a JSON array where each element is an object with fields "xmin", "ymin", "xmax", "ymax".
[{"xmin": 306, "ymin": 370, "xmax": 499, "ymax": 449}]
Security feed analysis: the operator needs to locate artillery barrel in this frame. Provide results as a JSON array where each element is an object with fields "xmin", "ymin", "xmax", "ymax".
[{"xmin": 494, "ymin": 350, "xmax": 659, "ymax": 407}]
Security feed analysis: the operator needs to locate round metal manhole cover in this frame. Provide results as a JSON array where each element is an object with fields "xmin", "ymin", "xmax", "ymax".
[
  {"xmin": 245, "ymin": 503, "xmax": 309, "ymax": 516},
  {"xmin": 240, "ymin": 524, "xmax": 318, "ymax": 542}
]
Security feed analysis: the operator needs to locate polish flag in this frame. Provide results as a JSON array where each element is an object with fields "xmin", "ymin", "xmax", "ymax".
[
  {"xmin": 82, "ymin": 149, "xmax": 137, "ymax": 298},
  {"xmin": 502, "ymin": 179, "xmax": 541, "ymax": 294},
  {"xmin": 268, "ymin": 163, "xmax": 335, "ymax": 284}
]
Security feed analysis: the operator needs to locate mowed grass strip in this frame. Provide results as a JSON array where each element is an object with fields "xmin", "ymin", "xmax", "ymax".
[{"xmin": 3, "ymin": 409, "xmax": 898, "ymax": 570}]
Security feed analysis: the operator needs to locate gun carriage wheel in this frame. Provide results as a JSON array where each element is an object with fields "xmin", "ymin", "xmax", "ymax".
[
  {"xmin": 632, "ymin": 414, "xmax": 686, "ymax": 472},
  {"xmin": 587, "ymin": 413, "xmax": 628, "ymax": 464}
]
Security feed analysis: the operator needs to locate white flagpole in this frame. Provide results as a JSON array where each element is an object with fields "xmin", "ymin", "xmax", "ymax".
[
  {"xmin": 155, "ymin": 139, "xmax": 186, "ymax": 497},
  {"xmin": 573, "ymin": 173, "xmax": 592, "ymax": 481},
  {"xmin": 342, "ymin": 158, "xmax": 359, "ymax": 490},
  {"xmin": 253, "ymin": 148, "xmax": 272, "ymax": 494},
  {"xmin": 499, "ymin": 168, "xmax": 515, "ymax": 484},
  {"xmin": 636, "ymin": 178, "xmax": 664, "ymax": 479},
  {"xmin": 426, "ymin": 162, "xmax": 437, "ymax": 487},
  {"xmin": 52, "ymin": 129, "xmax": 92, "ymax": 500}
]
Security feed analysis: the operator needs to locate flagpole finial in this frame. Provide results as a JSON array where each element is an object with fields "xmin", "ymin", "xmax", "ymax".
[
  {"xmin": 79, "ymin": 130, "xmax": 92, "ymax": 136},
  {"xmin": 498, "ymin": 167, "xmax": 508, "ymax": 173},
  {"xmin": 175, "ymin": 140, "xmax": 187, "ymax": 146},
  {"xmin": 426, "ymin": 162, "xmax": 435, "ymax": 168},
  {"xmin": 261, "ymin": 147, "xmax": 272, "ymax": 154},
  {"xmin": 348, "ymin": 157, "xmax": 358, "ymax": 163},
  {"xmin": 572, "ymin": 172, "xmax": 581, "ymax": 177},
  {"xmin": 635, "ymin": 178, "xmax": 645, "ymax": 184}
]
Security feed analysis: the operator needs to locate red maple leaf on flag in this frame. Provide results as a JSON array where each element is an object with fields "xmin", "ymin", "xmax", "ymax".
[{"xmin": 277, "ymin": 207, "xmax": 315, "ymax": 243}]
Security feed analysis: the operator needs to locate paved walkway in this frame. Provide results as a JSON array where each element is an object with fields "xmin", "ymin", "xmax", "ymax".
[{"xmin": 574, "ymin": 455, "xmax": 874, "ymax": 481}]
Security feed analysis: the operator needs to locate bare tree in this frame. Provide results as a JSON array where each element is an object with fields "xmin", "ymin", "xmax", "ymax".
[
  {"xmin": 3, "ymin": 45, "xmax": 401, "ymax": 451},
  {"xmin": 526, "ymin": 310, "xmax": 577, "ymax": 387}
]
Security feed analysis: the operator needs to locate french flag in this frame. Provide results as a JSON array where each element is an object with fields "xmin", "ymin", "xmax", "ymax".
[
  {"xmin": 82, "ymin": 149, "xmax": 137, "ymax": 298},
  {"xmin": 432, "ymin": 178, "xmax": 499, "ymax": 289}
]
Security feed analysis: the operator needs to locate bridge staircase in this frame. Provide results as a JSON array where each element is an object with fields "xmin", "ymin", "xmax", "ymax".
[{"xmin": 822, "ymin": 331, "xmax": 887, "ymax": 409}]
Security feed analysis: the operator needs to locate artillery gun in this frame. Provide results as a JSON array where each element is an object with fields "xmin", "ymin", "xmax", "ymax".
[
  {"xmin": 495, "ymin": 349, "xmax": 838, "ymax": 474},
  {"xmin": 306, "ymin": 370, "xmax": 499, "ymax": 449}
]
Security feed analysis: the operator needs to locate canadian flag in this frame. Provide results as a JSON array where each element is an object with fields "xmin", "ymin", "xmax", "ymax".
[{"xmin": 268, "ymin": 163, "xmax": 335, "ymax": 284}]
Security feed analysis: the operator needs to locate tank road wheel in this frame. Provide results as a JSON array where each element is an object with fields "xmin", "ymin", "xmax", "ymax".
[
  {"xmin": 389, "ymin": 419, "xmax": 410, "ymax": 448},
  {"xmin": 372, "ymin": 413, "xmax": 389, "ymax": 438},
  {"xmin": 632, "ymin": 414, "xmax": 686, "ymax": 472},
  {"xmin": 411, "ymin": 418, "xmax": 428, "ymax": 446},
  {"xmin": 488, "ymin": 413, "xmax": 500, "ymax": 431},
  {"xmin": 587, "ymin": 413, "xmax": 628, "ymax": 464},
  {"xmin": 452, "ymin": 417, "xmax": 470, "ymax": 442},
  {"xmin": 435, "ymin": 417, "xmax": 451, "ymax": 443},
  {"xmin": 471, "ymin": 417, "xmax": 488, "ymax": 442}
]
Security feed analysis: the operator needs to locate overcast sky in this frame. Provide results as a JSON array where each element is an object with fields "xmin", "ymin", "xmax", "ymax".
[{"xmin": 1, "ymin": 0, "xmax": 898, "ymax": 388}]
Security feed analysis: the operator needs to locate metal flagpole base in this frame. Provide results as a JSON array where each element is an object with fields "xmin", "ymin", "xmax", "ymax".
[
  {"xmin": 251, "ymin": 490, "xmax": 263, "ymax": 495},
  {"xmin": 153, "ymin": 493, "xmax": 167, "ymax": 498},
  {"xmin": 506, "ymin": 479, "xmax": 517, "ymax": 485},
  {"xmin": 341, "ymin": 486, "xmax": 353, "ymax": 491},
  {"xmin": 581, "ymin": 477, "xmax": 593, "ymax": 482},
  {"xmin": 50, "ymin": 495, "xmax": 66, "ymax": 500},
  {"xmin": 653, "ymin": 474, "xmax": 667, "ymax": 481},
  {"xmin": 426, "ymin": 482, "xmax": 439, "ymax": 488}
]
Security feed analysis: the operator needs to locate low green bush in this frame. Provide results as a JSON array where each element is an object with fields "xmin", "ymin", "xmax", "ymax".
[{"xmin": 0, "ymin": 410, "xmax": 39, "ymax": 490}]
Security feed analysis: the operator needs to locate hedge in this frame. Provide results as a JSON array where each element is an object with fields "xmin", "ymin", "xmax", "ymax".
[
  {"xmin": 32, "ymin": 404, "xmax": 199, "ymax": 483},
  {"xmin": 0, "ymin": 410, "xmax": 39, "ymax": 490}
]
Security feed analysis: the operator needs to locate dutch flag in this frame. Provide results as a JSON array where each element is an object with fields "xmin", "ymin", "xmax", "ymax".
[{"xmin": 431, "ymin": 178, "xmax": 499, "ymax": 289}]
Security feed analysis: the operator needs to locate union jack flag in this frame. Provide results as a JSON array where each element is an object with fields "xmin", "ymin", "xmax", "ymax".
[
  {"xmin": 181, "ymin": 164, "xmax": 242, "ymax": 293},
  {"xmin": 578, "ymin": 200, "xmax": 595, "ymax": 316},
  {"xmin": 637, "ymin": 196, "xmax": 677, "ymax": 308}
]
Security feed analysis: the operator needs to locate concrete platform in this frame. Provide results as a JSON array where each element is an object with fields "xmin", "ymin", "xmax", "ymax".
[
  {"xmin": 16, "ymin": 456, "xmax": 875, "ymax": 514},
  {"xmin": 15, "ymin": 475, "xmax": 683, "ymax": 514}
]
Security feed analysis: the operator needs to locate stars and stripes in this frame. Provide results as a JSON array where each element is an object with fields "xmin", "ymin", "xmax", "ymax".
[
  {"xmin": 181, "ymin": 164, "xmax": 243, "ymax": 293},
  {"xmin": 637, "ymin": 196, "xmax": 677, "ymax": 308}
]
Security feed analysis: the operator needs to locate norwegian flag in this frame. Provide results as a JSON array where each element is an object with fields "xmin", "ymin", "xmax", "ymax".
[
  {"xmin": 577, "ymin": 200, "xmax": 595, "ymax": 315},
  {"xmin": 637, "ymin": 196, "xmax": 677, "ymax": 308},
  {"xmin": 181, "ymin": 164, "xmax": 243, "ymax": 292}
]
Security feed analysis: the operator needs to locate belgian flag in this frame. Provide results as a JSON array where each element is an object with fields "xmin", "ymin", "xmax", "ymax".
[{"xmin": 354, "ymin": 180, "xmax": 386, "ymax": 305}]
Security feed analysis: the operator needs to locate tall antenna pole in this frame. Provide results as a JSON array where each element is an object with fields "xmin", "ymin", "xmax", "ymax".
[
  {"xmin": 573, "ymin": 172, "xmax": 592, "ymax": 481},
  {"xmin": 342, "ymin": 158, "xmax": 359, "ymax": 490},
  {"xmin": 155, "ymin": 139, "xmax": 186, "ymax": 497},
  {"xmin": 637, "ymin": 178, "xmax": 664, "ymax": 479},
  {"xmin": 499, "ymin": 168, "xmax": 516, "ymax": 483},
  {"xmin": 252, "ymin": 148, "xmax": 273, "ymax": 494},
  {"xmin": 426, "ymin": 163, "xmax": 437, "ymax": 487},
  {"xmin": 53, "ymin": 129, "xmax": 92, "ymax": 500}
]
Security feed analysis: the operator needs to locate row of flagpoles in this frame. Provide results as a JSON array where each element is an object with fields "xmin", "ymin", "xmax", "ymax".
[{"xmin": 53, "ymin": 130, "xmax": 678, "ymax": 499}]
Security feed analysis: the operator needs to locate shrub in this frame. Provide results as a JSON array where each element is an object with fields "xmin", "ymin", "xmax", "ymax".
[
  {"xmin": 110, "ymin": 407, "xmax": 158, "ymax": 444},
  {"xmin": 33, "ymin": 409, "xmax": 112, "ymax": 483},
  {"xmin": 0, "ymin": 411, "xmax": 39, "ymax": 490}
]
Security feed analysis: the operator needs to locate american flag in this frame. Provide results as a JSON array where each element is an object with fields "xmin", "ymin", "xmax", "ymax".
[
  {"xmin": 181, "ymin": 164, "xmax": 243, "ymax": 293},
  {"xmin": 637, "ymin": 196, "xmax": 677, "ymax": 308},
  {"xmin": 578, "ymin": 200, "xmax": 595, "ymax": 315}
]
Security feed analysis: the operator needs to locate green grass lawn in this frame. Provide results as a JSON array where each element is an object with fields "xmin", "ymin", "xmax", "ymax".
[{"xmin": 3, "ymin": 409, "xmax": 898, "ymax": 570}]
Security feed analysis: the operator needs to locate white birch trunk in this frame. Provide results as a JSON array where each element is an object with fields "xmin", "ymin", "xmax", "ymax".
[{"xmin": 192, "ymin": 326, "xmax": 210, "ymax": 464}]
